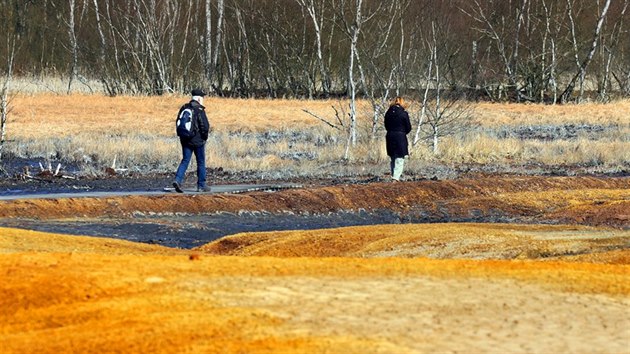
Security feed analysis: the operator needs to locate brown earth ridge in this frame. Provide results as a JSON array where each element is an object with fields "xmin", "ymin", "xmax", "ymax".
[{"xmin": 0, "ymin": 176, "xmax": 628, "ymax": 226}]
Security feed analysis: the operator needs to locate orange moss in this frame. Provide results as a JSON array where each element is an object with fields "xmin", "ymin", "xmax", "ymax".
[{"xmin": 196, "ymin": 223, "xmax": 630, "ymax": 264}]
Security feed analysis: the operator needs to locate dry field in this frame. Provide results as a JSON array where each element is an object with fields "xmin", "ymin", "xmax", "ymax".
[
  {"xmin": 1, "ymin": 176, "xmax": 629, "ymax": 353},
  {"xmin": 3, "ymin": 94, "xmax": 629, "ymax": 176}
]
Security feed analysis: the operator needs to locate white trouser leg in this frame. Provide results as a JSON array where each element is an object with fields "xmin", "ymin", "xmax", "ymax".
[{"xmin": 392, "ymin": 157, "xmax": 405, "ymax": 181}]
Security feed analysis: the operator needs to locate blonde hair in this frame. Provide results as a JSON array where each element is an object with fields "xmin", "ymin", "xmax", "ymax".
[{"xmin": 391, "ymin": 96, "xmax": 406, "ymax": 109}]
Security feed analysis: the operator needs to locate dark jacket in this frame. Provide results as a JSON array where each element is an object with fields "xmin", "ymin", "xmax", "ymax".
[
  {"xmin": 179, "ymin": 100, "xmax": 210, "ymax": 147},
  {"xmin": 384, "ymin": 104, "xmax": 412, "ymax": 158}
]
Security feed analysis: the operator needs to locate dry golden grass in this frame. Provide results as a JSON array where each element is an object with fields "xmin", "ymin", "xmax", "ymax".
[
  {"xmin": 10, "ymin": 94, "xmax": 630, "ymax": 136},
  {"xmin": 474, "ymin": 100, "xmax": 630, "ymax": 126},
  {"xmin": 10, "ymin": 94, "xmax": 331, "ymax": 138},
  {"xmin": 435, "ymin": 135, "xmax": 630, "ymax": 166},
  {"xmin": 4, "ymin": 94, "xmax": 629, "ymax": 174}
]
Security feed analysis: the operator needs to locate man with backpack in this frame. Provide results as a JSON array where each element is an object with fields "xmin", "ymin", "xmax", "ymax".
[{"xmin": 173, "ymin": 88, "xmax": 211, "ymax": 193}]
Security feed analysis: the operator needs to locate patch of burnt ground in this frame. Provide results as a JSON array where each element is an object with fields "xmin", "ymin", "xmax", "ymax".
[
  {"xmin": 1, "ymin": 210, "xmax": 404, "ymax": 249},
  {"xmin": 0, "ymin": 209, "xmax": 553, "ymax": 249},
  {"xmin": 3, "ymin": 202, "xmax": 555, "ymax": 249}
]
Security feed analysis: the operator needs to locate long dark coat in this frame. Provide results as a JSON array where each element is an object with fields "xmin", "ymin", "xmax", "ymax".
[{"xmin": 384, "ymin": 104, "xmax": 412, "ymax": 158}]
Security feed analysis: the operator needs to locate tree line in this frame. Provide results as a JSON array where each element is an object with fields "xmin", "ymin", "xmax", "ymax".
[{"xmin": 1, "ymin": 0, "xmax": 629, "ymax": 102}]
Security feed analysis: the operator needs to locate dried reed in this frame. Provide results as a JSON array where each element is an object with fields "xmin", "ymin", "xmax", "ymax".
[{"xmin": 3, "ymin": 94, "xmax": 628, "ymax": 177}]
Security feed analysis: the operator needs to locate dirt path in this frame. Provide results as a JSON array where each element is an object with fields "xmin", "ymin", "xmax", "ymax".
[{"xmin": 0, "ymin": 183, "xmax": 302, "ymax": 200}]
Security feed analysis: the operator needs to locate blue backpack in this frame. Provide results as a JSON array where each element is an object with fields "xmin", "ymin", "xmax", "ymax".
[{"xmin": 176, "ymin": 104, "xmax": 198, "ymax": 138}]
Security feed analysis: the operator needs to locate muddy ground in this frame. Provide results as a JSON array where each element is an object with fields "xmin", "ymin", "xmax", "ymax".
[
  {"xmin": 0, "ymin": 174, "xmax": 628, "ymax": 256},
  {"xmin": 1, "ymin": 174, "xmax": 629, "ymax": 353}
]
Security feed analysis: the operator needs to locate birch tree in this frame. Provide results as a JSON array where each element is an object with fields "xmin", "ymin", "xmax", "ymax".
[
  {"xmin": 413, "ymin": 51, "xmax": 432, "ymax": 146},
  {"xmin": 295, "ymin": 0, "xmax": 331, "ymax": 95},
  {"xmin": 336, "ymin": 0, "xmax": 379, "ymax": 158},
  {"xmin": 67, "ymin": 0, "xmax": 79, "ymax": 94},
  {"xmin": 357, "ymin": 0, "xmax": 412, "ymax": 139},
  {"xmin": 541, "ymin": 0, "xmax": 558, "ymax": 103},
  {"xmin": 561, "ymin": 0, "xmax": 612, "ymax": 103},
  {"xmin": 92, "ymin": 0, "xmax": 112, "ymax": 94},
  {"xmin": 2, "ymin": 0, "xmax": 630, "ymax": 99},
  {"xmin": 420, "ymin": 22, "xmax": 475, "ymax": 154},
  {"xmin": 465, "ymin": 0, "xmax": 529, "ymax": 101},
  {"xmin": 0, "ymin": 19, "xmax": 18, "ymax": 164},
  {"xmin": 204, "ymin": 0, "xmax": 212, "ymax": 87},
  {"xmin": 598, "ymin": 0, "xmax": 628, "ymax": 101},
  {"xmin": 207, "ymin": 0, "xmax": 225, "ymax": 91}
]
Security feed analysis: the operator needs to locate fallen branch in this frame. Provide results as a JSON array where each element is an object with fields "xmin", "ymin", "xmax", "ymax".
[
  {"xmin": 25, "ymin": 161, "xmax": 76, "ymax": 180},
  {"xmin": 23, "ymin": 174, "xmax": 53, "ymax": 183},
  {"xmin": 302, "ymin": 109, "xmax": 341, "ymax": 130}
]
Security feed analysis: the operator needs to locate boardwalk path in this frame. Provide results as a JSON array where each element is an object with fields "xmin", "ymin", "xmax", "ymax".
[{"xmin": 0, "ymin": 183, "xmax": 303, "ymax": 201}]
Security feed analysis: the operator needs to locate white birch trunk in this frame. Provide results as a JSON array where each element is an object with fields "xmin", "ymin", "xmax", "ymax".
[
  {"xmin": 204, "ymin": 0, "xmax": 212, "ymax": 85},
  {"xmin": 235, "ymin": 8, "xmax": 250, "ymax": 90},
  {"xmin": 413, "ymin": 58, "xmax": 432, "ymax": 146},
  {"xmin": 296, "ymin": 0, "xmax": 329, "ymax": 93},
  {"xmin": 562, "ymin": 0, "xmax": 612, "ymax": 102},
  {"xmin": 212, "ymin": 0, "xmax": 224, "ymax": 81},
  {"xmin": 430, "ymin": 22, "xmax": 440, "ymax": 154},
  {"xmin": 348, "ymin": 0, "xmax": 362, "ymax": 147},
  {"xmin": 92, "ymin": 0, "xmax": 107, "ymax": 81},
  {"xmin": 67, "ymin": 0, "xmax": 78, "ymax": 94},
  {"xmin": 0, "ymin": 39, "xmax": 16, "ymax": 162},
  {"xmin": 551, "ymin": 38, "xmax": 557, "ymax": 104},
  {"xmin": 599, "ymin": 0, "xmax": 628, "ymax": 101},
  {"xmin": 432, "ymin": 126, "xmax": 439, "ymax": 154},
  {"xmin": 103, "ymin": 0, "xmax": 123, "ymax": 88},
  {"xmin": 541, "ymin": 0, "xmax": 549, "ymax": 102}
]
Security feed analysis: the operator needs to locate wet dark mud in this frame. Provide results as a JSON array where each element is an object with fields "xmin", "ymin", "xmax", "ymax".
[
  {"xmin": 1, "ymin": 208, "xmax": 546, "ymax": 249},
  {"xmin": 1, "ymin": 210, "xmax": 403, "ymax": 248}
]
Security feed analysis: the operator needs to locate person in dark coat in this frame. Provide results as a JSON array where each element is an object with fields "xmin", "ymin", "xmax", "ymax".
[
  {"xmin": 173, "ymin": 88, "xmax": 211, "ymax": 193},
  {"xmin": 384, "ymin": 97, "xmax": 412, "ymax": 181}
]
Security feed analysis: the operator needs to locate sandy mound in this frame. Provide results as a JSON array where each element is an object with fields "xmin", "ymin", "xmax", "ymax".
[
  {"xmin": 0, "ymin": 227, "xmax": 184, "ymax": 256},
  {"xmin": 1, "ymin": 226, "xmax": 629, "ymax": 353},
  {"xmin": 197, "ymin": 223, "xmax": 630, "ymax": 263}
]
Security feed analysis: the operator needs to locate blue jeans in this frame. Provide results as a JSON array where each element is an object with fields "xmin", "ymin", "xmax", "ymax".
[{"xmin": 174, "ymin": 143, "xmax": 206, "ymax": 188}]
